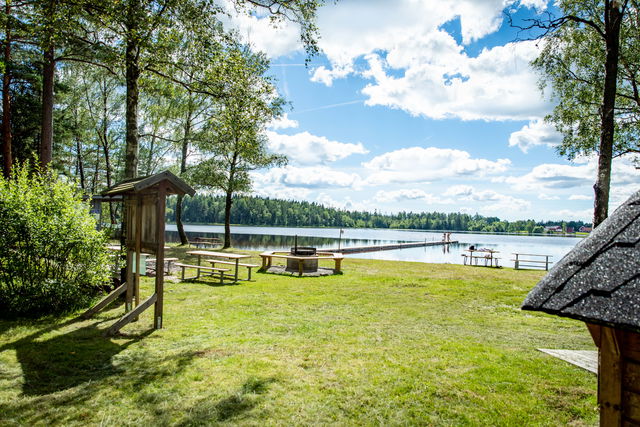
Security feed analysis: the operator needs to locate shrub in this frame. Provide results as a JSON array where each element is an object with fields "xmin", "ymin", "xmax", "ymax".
[{"xmin": 0, "ymin": 165, "xmax": 110, "ymax": 318}]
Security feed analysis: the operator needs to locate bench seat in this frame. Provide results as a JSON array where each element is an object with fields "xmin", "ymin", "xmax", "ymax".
[
  {"xmin": 175, "ymin": 263, "xmax": 229, "ymax": 283},
  {"xmin": 205, "ymin": 259, "xmax": 259, "ymax": 280}
]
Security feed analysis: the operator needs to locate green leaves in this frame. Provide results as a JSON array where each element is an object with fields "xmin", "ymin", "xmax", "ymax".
[{"xmin": 0, "ymin": 163, "xmax": 111, "ymax": 318}]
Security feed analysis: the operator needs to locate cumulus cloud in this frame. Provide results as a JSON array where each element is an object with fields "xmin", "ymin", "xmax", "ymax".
[
  {"xmin": 266, "ymin": 131, "xmax": 368, "ymax": 165},
  {"xmin": 509, "ymin": 119, "xmax": 562, "ymax": 152},
  {"xmin": 502, "ymin": 163, "xmax": 594, "ymax": 191},
  {"xmin": 269, "ymin": 113, "xmax": 299, "ymax": 130},
  {"xmin": 259, "ymin": 166, "xmax": 362, "ymax": 189},
  {"xmin": 316, "ymin": 193, "xmax": 370, "ymax": 211},
  {"xmin": 444, "ymin": 185, "xmax": 531, "ymax": 211},
  {"xmin": 569, "ymin": 194, "xmax": 591, "ymax": 201},
  {"xmin": 548, "ymin": 208, "xmax": 593, "ymax": 222},
  {"xmin": 221, "ymin": 1, "xmax": 551, "ymax": 121},
  {"xmin": 363, "ymin": 147, "xmax": 510, "ymax": 185},
  {"xmin": 373, "ymin": 189, "xmax": 451, "ymax": 204}
]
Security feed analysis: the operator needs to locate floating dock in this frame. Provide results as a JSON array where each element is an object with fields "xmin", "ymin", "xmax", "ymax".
[{"xmin": 326, "ymin": 240, "xmax": 458, "ymax": 254}]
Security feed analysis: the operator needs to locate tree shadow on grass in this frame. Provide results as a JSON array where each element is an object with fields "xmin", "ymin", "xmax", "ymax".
[
  {"xmin": 7, "ymin": 319, "xmax": 151, "ymax": 396},
  {"xmin": 175, "ymin": 376, "xmax": 277, "ymax": 426}
]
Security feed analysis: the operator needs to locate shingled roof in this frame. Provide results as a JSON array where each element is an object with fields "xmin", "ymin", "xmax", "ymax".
[
  {"xmin": 102, "ymin": 170, "xmax": 195, "ymax": 197},
  {"xmin": 522, "ymin": 189, "xmax": 640, "ymax": 333}
]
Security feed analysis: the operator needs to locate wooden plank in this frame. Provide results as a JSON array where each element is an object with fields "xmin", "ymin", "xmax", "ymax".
[
  {"xmin": 623, "ymin": 361, "xmax": 640, "ymax": 393},
  {"xmin": 622, "ymin": 331, "xmax": 640, "ymax": 362},
  {"xmin": 588, "ymin": 323, "xmax": 602, "ymax": 348},
  {"xmin": 154, "ymin": 185, "xmax": 166, "ymax": 329},
  {"xmin": 81, "ymin": 282, "xmax": 128, "ymax": 319},
  {"xmin": 538, "ymin": 349, "xmax": 598, "ymax": 374},
  {"xmin": 107, "ymin": 293, "xmax": 157, "ymax": 336},
  {"xmin": 600, "ymin": 327, "xmax": 623, "ymax": 426},
  {"xmin": 623, "ymin": 390, "xmax": 640, "ymax": 423}
]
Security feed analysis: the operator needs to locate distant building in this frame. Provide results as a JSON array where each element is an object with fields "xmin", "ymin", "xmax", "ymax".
[
  {"xmin": 579, "ymin": 226, "xmax": 592, "ymax": 233},
  {"xmin": 544, "ymin": 225, "xmax": 562, "ymax": 233}
]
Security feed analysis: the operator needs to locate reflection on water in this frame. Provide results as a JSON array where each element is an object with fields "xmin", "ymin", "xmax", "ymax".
[
  {"xmin": 166, "ymin": 225, "xmax": 580, "ymax": 267},
  {"xmin": 166, "ymin": 231, "xmax": 409, "ymax": 251}
]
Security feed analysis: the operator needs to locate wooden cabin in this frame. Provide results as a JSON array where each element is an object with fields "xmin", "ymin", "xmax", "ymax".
[{"xmin": 522, "ymin": 189, "xmax": 640, "ymax": 426}]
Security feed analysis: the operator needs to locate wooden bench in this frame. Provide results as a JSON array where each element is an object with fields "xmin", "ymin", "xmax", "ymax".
[
  {"xmin": 174, "ymin": 263, "xmax": 229, "ymax": 283},
  {"xmin": 512, "ymin": 253, "xmax": 553, "ymax": 270},
  {"xmin": 205, "ymin": 259, "xmax": 259, "ymax": 280},
  {"xmin": 259, "ymin": 251, "xmax": 344, "ymax": 276},
  {"xmin": 146, "ymin": 257, "xmax": 179, "ymax": 275}
]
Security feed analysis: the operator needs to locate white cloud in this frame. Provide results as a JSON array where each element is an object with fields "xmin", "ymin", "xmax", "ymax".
[
  {"xmin": 259, "ymin": 166, "xmax": 362, "ymax": 189},
  {"xmin": 569, "ymin": 194, "xmax": 591, "ymax": 201},
  {"xmin": 548, "ymin": 208, "xmax": 593, "ymax": 222},
  {"xmin": 316, "ymin": 193, "xmax": 370, "ymax": 211},
  {"xmin": 363, "ymin": 147, "xmax": 510, "ymax": 185},
  {"xmin": 538, "ymin": 194, "xmax": 560, "ymax": 200},
  {"xmin": 444, "ymin": 184, "xmax": 531, "ymax": 212},
  {"xmin": 218, "ymin": 1, "xmax": 303, "ymax": 58},
  {"xmin": 361, "ymin": 40, "xmax": 548, "ymax": 121},
  {"xmin": 222, "ymin": 0, "xmax": 551, "ymax": 121},
  {"xmin": 373, "ymin": 189, "xmax": 451, "ymax": 204},
  {"xmin": 509, "ymin": 119, "xmax": 562, "ymax": 153},
  {"xmin": 503, "ymin": 163, "xmax": 594, "ymax": 191},
  {"xmin": 269, "ymin": 113, "xmax": 299, "ymax": 130},
  {"xmin": 266, "ymin": 131, "xmax": 368, "ymax": 165}
]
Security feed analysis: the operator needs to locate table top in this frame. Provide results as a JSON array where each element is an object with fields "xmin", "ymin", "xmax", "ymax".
[
  {"xmin": 465, "ymin": 249, "xmax": 499, "ymax": 254},
  {"xmin": 186, "ymin": 250, "xmax": 251, "ymax": 260}
]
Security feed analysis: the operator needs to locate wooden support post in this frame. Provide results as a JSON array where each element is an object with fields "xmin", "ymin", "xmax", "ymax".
[
  {"xmin": 154, "ymin": 184, "xmax": 166, "ymax": 330},
  {"xmin": 107, "ymin": 294, "xmax": 158, "ymax": 336},
  {"xmin": 599, "ymin": 326, "xmax": 622, "ymax": 426},
  {"xmin": 545, "ymin": 255, "xmax": 550, "ymax": 271},
  {"xmin": 81, "ymin": 282, "xmax": 128, "ymax": 319},
  {"xmin": 135, "ymin": 197, "xmax": 142, "ymax": 307},
  {"xmin": 125, "ymin": 249, "xmax": 134, "ymax": 312},
  {"xmin": 514, "ymin": 254, "xmax": 520, "ymax": 270}
]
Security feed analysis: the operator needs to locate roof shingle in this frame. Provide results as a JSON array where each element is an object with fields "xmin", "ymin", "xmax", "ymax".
[{"xmin": 522, "ymin": 190, "xmax": 640, "ymax": 333}]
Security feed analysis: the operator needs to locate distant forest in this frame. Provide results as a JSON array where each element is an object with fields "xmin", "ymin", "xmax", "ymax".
[{"xmin": 166, "ymin": 195, "xmax": 590, "ymax": 234}]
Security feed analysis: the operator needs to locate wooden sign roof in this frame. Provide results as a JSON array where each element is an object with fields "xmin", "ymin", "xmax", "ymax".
[
  {"xmin": 522, "ymin": 189, "xmax": 640, "ymax": 333},
  {"xmin": 102, "ymin": 170, "xmax": 195, "ymax": 197}
]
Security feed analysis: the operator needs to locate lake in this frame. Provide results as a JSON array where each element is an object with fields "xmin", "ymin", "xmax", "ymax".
[{"xmin": 166, "ymin": 224, "xmax": 582, "ymax": 268}]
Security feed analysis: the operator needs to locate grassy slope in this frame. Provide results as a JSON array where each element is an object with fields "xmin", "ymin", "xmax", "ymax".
[{"xmin": 0, "ymin": 252, "xmax": 597, "ymax": 426}]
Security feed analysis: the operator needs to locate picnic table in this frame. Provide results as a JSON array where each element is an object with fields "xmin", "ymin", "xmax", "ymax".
[
  {"xmin": 462, "ymin": 249, "xmax": 500, "ymax": 267},
  {"xmin": 186, "ymin": 250, "xmax": 252, "ymax": 282}
]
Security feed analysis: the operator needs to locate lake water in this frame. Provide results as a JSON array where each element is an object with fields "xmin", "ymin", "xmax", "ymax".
[{"xmin": 166, "ymin": 224, "xmax": 582, "ymax": 268}]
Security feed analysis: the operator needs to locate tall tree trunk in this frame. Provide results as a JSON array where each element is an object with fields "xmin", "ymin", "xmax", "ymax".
[
  {"xmin": 593, "ymin": 1, "xmax": 623, "ymax": 228},
  {"xmin": 75, "ymin": 133, "xmax": 85, "ymax": 189},
  {"xmin": 40, "ymin": 44, "xmax": 54, "ymax": 169},
  {"xmin": 176, "ymin": 102, "xmax": 193, "ymax": 246},
  {"xmin": 98, "ymin": 78, "xmax": 116, "ymax": 224},
  {"xmin": 2, "ymin": 0, "xmax": 12, "ymax": 178},
  {"xmin": 223, "ymin": 189, "xmax": 233, "ymax": 249},
  {"xmin": 124, "ymin": 1, "xmax": 140, "ymax": 179}
]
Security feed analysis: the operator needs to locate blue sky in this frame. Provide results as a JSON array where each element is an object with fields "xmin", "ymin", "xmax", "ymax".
[{"xmin": 223, "ymin": 0, "xmax": 639, "ymax": 222}]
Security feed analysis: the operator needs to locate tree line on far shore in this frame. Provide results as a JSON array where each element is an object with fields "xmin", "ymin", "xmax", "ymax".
[{"xmin": 166, "ymin": 195, "xmax": 591, "ymax": 234}]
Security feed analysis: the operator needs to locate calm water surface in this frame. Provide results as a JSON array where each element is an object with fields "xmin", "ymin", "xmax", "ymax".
[{"xmin": 166, "ymin": 224, "xmax": 581, "ymax": 267}]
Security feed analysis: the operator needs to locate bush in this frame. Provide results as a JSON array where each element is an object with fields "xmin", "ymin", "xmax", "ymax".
[{"xmin": 0, "ymin": 165, "xmax": 110, "ymax": 318}]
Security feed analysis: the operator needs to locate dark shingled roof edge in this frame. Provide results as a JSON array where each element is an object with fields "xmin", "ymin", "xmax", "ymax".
[{"xmin": 522, "ymin": 189, "xmax": 640, "ymax": 333}]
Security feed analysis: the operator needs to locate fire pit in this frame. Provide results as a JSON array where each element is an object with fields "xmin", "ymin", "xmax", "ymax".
[{"xmin": 287, "ymin": 237, "xmax": 318, "ymax": 272}]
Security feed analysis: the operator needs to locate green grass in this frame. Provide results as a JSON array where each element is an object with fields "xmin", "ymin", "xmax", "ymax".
[{"xmin": 0, "ymin": 251, "xmax": 597, "ymax": 426}]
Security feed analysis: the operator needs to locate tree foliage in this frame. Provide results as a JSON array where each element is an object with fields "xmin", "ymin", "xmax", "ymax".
[{"xmin": 167, "ymin": 194, "xmax": 591, "ymax": 233}]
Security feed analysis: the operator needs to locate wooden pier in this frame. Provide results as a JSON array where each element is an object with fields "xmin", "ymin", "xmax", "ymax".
[{"xmin": 326, "ymin": 240, "xmax": 458, "ymax": 254}]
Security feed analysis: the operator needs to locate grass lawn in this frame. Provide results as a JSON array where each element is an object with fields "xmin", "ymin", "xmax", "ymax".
[{"xmin": 0, "ymin": 250, "xmax": 598, "ymax": 425}]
